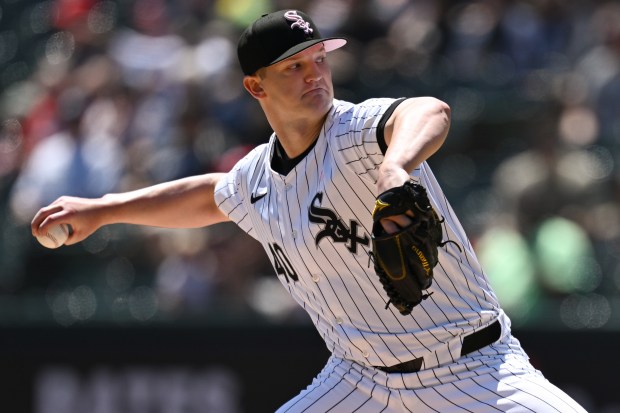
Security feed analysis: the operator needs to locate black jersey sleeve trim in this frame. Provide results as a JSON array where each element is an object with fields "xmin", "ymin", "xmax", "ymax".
[{"xmin": 376, "ymin": 97, "xmax": 408, "ymax": 155}]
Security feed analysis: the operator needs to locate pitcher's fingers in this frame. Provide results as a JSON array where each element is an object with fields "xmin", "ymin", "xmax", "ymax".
[
  {"xmin": 380, "ymin": 219, "xmax": 399, "ymax": 234},
  {"xmin": 31, "ymin": 204, "xmax": 64, "ymax": 236},
  {"xmin": 380, "ymin": 214, "xmax": 413, "ymax": 234}
]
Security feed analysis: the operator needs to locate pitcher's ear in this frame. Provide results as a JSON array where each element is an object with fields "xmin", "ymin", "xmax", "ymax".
[{"xmin": 243, "ymin": 76, "xmax": 265, "ymax": 99}]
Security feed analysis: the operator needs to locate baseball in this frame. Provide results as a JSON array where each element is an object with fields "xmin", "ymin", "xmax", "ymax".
[{"xmin": 36, "ymin": 223, "xmax": 71, "ymax": 249}]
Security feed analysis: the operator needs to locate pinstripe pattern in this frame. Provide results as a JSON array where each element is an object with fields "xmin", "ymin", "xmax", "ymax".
[
  {"xmin": 276, "ymin": 336, "xmax": 586, "ymax": 413},
  {"xmin": 214, "ymin": 98, "xmax": 585, "ymax": 412}
]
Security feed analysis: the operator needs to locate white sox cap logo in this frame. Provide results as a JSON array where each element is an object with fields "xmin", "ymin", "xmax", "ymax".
[{"xmin": 284, "ymin": 10, "xmax": 313, "ymax": 35}]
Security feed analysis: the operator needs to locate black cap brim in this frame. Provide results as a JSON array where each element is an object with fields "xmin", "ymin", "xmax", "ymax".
[{"xmin": 266, "ymin": 37, "xmax": 347, "ymax": 68}]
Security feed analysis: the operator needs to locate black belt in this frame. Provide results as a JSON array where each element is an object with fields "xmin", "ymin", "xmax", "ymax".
[{"xmin": 376, "ymin": 320, "xmax": 502, "ymax": 374}]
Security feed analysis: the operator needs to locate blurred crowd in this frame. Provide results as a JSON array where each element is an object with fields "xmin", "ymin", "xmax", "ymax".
[{"xmin": 1, "ymin": 0, "xmax": 619, "ymax": 329}]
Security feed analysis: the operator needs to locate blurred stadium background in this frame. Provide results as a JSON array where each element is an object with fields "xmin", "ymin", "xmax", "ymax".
[{"xmin": 1, "ymin": 0, "xmax": 619, "ymax": 411}]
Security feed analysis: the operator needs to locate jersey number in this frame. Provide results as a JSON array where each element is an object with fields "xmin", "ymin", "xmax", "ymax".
[{"xmin": 268, "ymin": 243, "xmax": 298, "ymax": 283}]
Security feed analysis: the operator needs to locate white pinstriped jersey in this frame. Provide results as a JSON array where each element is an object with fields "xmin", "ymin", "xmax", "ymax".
[{"xmin": 214, "ymin": 98, "xmax": 510, "ymax": 370}]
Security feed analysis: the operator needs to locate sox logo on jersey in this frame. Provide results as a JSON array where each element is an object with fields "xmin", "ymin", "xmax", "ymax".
[{"xmin": 308, "ymin": 192, "xmax": 369, "ymax": 254}]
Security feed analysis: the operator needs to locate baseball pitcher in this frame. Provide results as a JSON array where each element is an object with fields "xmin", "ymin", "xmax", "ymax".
[{"xmin": 32, "ymin": 10, "xmax": 587, "ymax": 413}]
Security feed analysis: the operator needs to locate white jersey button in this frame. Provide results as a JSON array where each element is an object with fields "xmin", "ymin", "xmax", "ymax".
[
  {"xmin": 363, "ymin": 351, "xmax": 370, "ymax": 358},
  {"xmin": 292, "ymin": 230, "xmax": 297, "ymax": 238},
  {"xmin": 285, "ymin": 183, "xmax": 292, "ymax": 190},
  {"xmin": 336, "ymin": 317, "xmax": 343, "ymax": 324},
  {"xmin": 311, "ymin": 274, "xmax": 320, "ymax": 282}
]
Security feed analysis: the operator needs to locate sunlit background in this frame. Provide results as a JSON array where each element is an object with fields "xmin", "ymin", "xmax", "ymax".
[{"xmin": 1, "ymin": 0, "xmax": 620, "ymax": 412}]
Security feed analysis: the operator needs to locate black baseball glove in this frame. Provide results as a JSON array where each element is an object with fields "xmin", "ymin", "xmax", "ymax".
[{"xmin": 371, "ymin": 180, "xmax": 444, "ymax": 315}]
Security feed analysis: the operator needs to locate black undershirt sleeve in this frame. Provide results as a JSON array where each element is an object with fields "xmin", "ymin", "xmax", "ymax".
[{"xmin": 376, "ymin": 97, "xmax": 408, "ymax": 155}]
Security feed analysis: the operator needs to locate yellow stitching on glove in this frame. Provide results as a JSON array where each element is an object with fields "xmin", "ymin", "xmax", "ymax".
[
  {"xmin": 380, "ymin": 235, "xmax": 407, "ymax": 281},
  {"xmin": 411, "ymin": 245, "xmax": 431, "ymax": 276},
  {"xmin": 373, "ymin": 199, "xmax": 390, "ymax": 217}
]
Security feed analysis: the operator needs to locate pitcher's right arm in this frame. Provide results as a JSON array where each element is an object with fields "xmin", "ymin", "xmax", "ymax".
[{"xmin": 31, "ymin": 173, "xmax": 229, "ymax": 245}]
